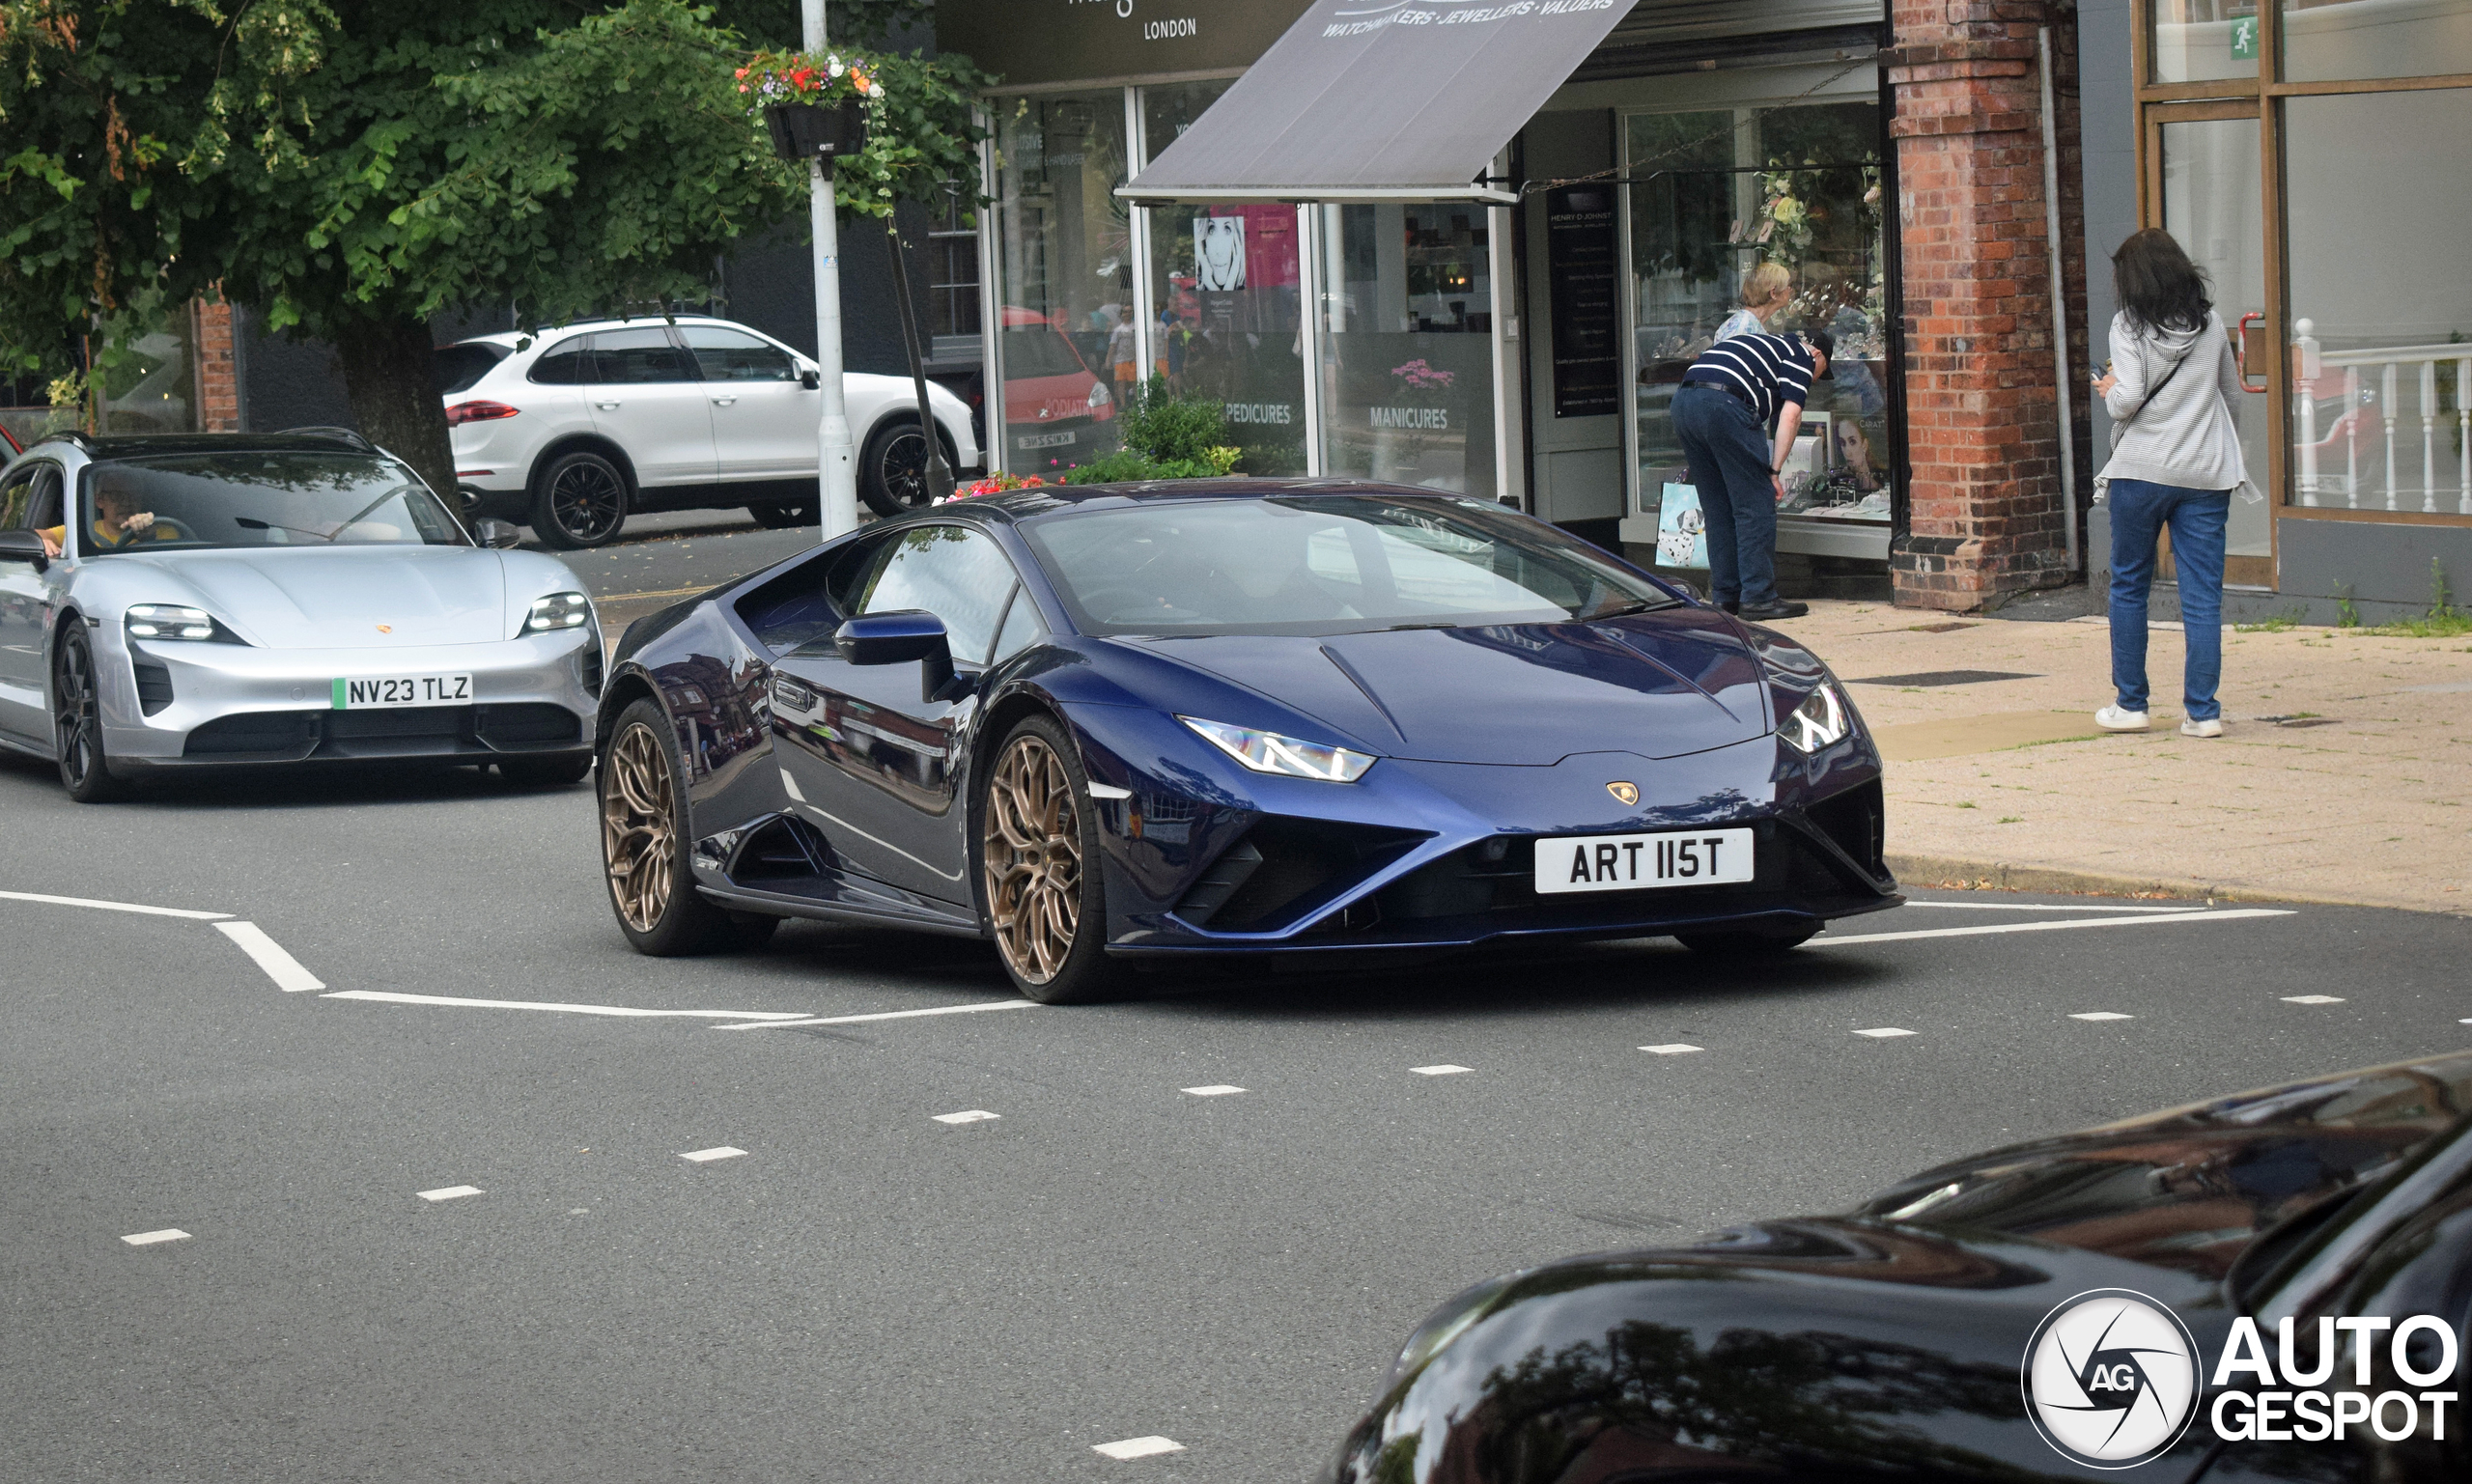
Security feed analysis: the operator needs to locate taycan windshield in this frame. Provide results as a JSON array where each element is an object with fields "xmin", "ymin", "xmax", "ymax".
[
  {"xmin": 1021, "ymin": 494, "xmax": 1679, "ymax": 637},
  {"xmin": 76, "ymin": 453, "xmax": 471, "ymax": 556}
]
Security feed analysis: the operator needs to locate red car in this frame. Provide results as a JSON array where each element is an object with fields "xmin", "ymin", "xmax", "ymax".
[{"xmin": 997, "ymin": 306, "xmax": 1116, "ymax": 473}]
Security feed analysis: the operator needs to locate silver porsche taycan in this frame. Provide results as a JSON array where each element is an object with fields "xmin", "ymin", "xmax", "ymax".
[{"xmin": 0, "ymin": 430, "xmax": 603, "ymax": 800}]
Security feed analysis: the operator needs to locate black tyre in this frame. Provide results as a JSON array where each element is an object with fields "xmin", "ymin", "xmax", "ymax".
[
  {"xmin": 1674, "ymin": 925, "xmax": 1819, "ymax": 957},
  {"xmin": 53, "ymin": 625, "xmax": 128, "ymax": 803},
  {"xmin": 598, "ymin": 698, "xmax": 776, "ymax": 954},
  {"xmin": 858, "ymin": 418, "xmax": 956, "ymax": 518},
  {"xmin": 498, "ymin": 752, "xmax": 593, "ymax": 788},
  {"xmin": 979, "ymin": 714, "xmax": 1124, "ymax": 1004},
  {"xmin": 747, "ymin": 502, "xmax": 813, "ymax": 529},
  {"xmin": 531, "ymin": 449, "xmax": 630, "ymax": 549}
]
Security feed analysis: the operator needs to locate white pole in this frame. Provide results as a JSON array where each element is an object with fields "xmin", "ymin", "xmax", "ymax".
[{"xmin": 804, "ymin": 0, "xmax": 859, "ymax": 538}]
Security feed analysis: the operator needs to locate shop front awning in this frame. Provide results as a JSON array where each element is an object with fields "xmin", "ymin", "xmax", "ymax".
[{"xmin": 1118, "ymin": 1, "xmax": 1639, "ymax": 207}]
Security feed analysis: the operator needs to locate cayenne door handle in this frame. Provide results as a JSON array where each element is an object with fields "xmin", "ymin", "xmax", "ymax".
[
  {"xmin": 593, "ymin": 401, "xmax": 621, "ymax": 410},
  {"xmin": 710, "ymin": 396, "xmax": 738, "ymax": 406}
]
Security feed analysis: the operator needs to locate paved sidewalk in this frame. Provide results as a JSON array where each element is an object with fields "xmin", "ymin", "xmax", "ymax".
[{"xmin": 1772, "ymin": 602, "xmax": 2472, "ymax": 913}]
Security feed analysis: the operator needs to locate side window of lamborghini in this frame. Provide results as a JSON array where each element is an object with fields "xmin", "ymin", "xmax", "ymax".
[
  {"xmin": 989, "ymin": 585, "xmax": 1045, "ymax": 665},
  {"xmin": 853, "ymin": 524, "xmax": 1021, "ymax": 666}
]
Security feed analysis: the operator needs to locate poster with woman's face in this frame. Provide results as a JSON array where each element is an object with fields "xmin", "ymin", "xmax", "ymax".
[{"xmin": 1194, "ymin": 215, "xmax": 1246, "ymax": 291}]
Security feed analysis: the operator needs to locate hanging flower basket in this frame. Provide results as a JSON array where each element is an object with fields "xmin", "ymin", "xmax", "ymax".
[
  {"xmin": 764, "ymin": 100, "xmax": 869, "ymax": 163},
  {"xmin": 738, "ymin": 50, "xmax": 882, "ymax": 164}
]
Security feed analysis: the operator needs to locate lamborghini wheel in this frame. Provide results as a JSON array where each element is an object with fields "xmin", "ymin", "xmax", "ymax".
[
  {"xmin": 600, "ymin": 698, "xmax": 775, "ymax": 954},
  {"xmin": 980, "ymin": 714, "xmax": 1120, "ymax": 1003}
]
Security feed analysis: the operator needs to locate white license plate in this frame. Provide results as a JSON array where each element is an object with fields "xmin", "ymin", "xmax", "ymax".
[
  {"xmin": 1016, "ymin": 429, "xmax": 1078, "ymax": 449},
  {"xmin": 331, "ymin": 674, "xmax": 473, "ymax": 710},
  {"xmin": 1533, "ymin": 827, "xmax": 1756, "ymax": 895}
]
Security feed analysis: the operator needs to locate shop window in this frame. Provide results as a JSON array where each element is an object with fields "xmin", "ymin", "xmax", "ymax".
[
  {"xmin": 990, "ymin": 93, "xmax": 1130, "ymax": 475},
  {"xmin": 2281, "ymin": 0, "xmax": 2472, "ymax": 84},
  {"xmin": 2282, "ymin": 89, "xmax": 2472, "ymax": 514},
  {"xmin": 1626, "ymin": 101, "xmax": 1890, "ymax": 531},
  {"xmin": 2157, "ymin": 114, "xmax": 2272, "ymax": 563},
  {"xmin": 1314, "ymin": 204, "xmax": 1498, "ymax": 499},
  {"xmin": 2151, "ymin": 0, "xmax": 2264, "ymax": 85},
  {"xmin": 1142, "ymin": 80, "xmax": 1307, "ymax": 476}
]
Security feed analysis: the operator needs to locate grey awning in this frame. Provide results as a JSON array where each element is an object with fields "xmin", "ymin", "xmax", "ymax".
[{"xmin": 1119, "ymin": 1, "xmax": 1638, "ymax": 206}]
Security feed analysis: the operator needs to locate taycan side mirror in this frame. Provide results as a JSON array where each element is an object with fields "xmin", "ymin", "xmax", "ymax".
[
  {"xmin": 0, "ymin": 528, "xmax": 49, "ymax": 572},
  {"xmin": 801, "ymin": 368, "xmax": 822, "ymax": 390},
  {"xmin": 475, "ymin": 518, "xmax": 524, "ymax": 549},
  {"xmin": 834, "ymin": 609, "xmax": 961, "ymax": 703}
]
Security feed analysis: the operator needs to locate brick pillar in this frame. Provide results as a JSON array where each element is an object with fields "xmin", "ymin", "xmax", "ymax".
[
  {"xmin": 193, "ymin": 296, "xmax": 241, "ymax": 432},
  {"xmin": 1886, "ymin": 2, "xmax": 2085, "ymax": 610}
]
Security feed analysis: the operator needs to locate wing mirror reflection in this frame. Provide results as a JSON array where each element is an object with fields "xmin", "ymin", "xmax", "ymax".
[
  {"xmin": 833, "ymin": 609, "xmax": 963, "ymax": 702},
  {"xmin": 0, "ymin": 528, "xmax": 50, "ymax": 572},
  {"xmin": 475, "ymin": 518, "xmax": 524, "ymax": 549}
]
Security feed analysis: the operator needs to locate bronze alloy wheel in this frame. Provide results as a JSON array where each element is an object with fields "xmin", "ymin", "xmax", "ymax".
[
  {"xmin": 984, "ymin": 729, "xmax": 1084, "ymax": 986},
  {"xmin": 602, "ymin": 720, "xmax": 676, "ymax": 933}
]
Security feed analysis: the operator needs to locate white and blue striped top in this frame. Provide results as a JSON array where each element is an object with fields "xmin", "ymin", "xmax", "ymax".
[{"xmin": 1683, "ymin": 332, "xmax": 1815, "ymax": 427}]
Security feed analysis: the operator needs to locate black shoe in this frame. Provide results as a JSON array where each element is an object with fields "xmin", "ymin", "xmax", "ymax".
[
  {"xmin": 1735, "ymin": 600, "xmax": 1810, "ymax": 620},
  {"xmin": 1719, "ymin": 600, "xmax": 1740, "ymax": 614}
]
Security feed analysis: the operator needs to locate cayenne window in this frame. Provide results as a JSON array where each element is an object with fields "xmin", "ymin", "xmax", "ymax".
[
  {"xmin": 436, "ymin": 343, "xmax": 511, "ymax": 395},
  {"xmin": 527, "ymin": 335, "xmax": 593, "ymax": 385},
  {"xmin": 682, "ymin": 326, "xmax": 799, "ymax": 382},
  {"xmin": 589, "ymin": 328, "xmax": 697, "ymax": 384}
]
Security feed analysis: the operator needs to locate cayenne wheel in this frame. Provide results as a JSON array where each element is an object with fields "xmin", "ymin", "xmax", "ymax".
[
  {"xmin": 1674, "ymin": 926, "xmax": 1818, "ymax": 957},
  {"xmin": 53, "ymin": 625, "xmax": 127, "ymax": 802},
  {"xmin": 858, "ymin": 419, "xmax": 951, "ymax": 518},
  {"xmin": 599, "ymin": 698, "xmax": 777, "ymax": 954},
  {"xmin": 980, "ymin": 714, "xmax": 1121, "ymax": 1003},
  {"xmin": 531, "ymin": 450, "xmax": 630, "ymax": 549},
  {"xmin": 746, "ymin": 502, "xmax": 812, "ymax": 529}
]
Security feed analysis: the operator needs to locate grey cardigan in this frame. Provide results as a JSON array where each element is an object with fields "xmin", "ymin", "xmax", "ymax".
[{"xmin": 2096, "ymin": 309, "xmax": 2247, "ymax": 495}]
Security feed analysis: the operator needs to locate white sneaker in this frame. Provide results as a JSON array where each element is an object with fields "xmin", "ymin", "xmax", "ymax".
[
  {"xmin": 2180, "ymin": 717, "xmax": 2223, "ymax": 739},
  {"xmin": 2096, "ymin": 706, "xmax": 2151, "ymax": 732}
]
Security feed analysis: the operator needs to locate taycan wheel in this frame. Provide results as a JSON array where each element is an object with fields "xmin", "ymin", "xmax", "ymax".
[
  {"xmin": 1674, "ymin": 926, "xmax": 1819, "ymax": 956},
  {"xmin": 599, "ymin": 699, "xmax": 776, "ymax": 954},
  {"xmin": 498, "ymin": 752, "xmax": 592, "ymax": 788},
  {"xmin": 980, "ymin": 714, "xmax": 1120, "ymax": 1004},
  {"xmin": 531, "ymin": 450, "xmax": 630, "ymax": 549},
  {"xmin": 53, "ymin": 626, "xmax": 127, "ymax": 803},
  {"xmin": 858, "ymin": 419, "xmax": 949, "ymax": 518},
  {"xmin": 747, "ymin": 502, "xmax": 812, "ymax": 529}
]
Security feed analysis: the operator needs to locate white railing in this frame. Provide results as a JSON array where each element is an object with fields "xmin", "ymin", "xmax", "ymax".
[{"xmin": 2292, "ymin": 320, "xmax": 2472, "ymax": 514}]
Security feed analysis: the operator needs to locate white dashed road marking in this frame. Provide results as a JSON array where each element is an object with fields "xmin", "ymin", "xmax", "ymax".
[
  {"xmin": 323, "ymin": 990, "xmax": 809, "ymax": 1020},
  {"xmin": 1182, "ymin": 1085, "xmax": 1246, "ymax": 1096},
  {"xmin": 2283, "ymin": 995, "xmax": 2346, "ymax": 1005},
  {"xmin": 0, "ymin": 888, "xmax": 231, "ymax": 920},
  {"xmin": 1411, "ymin": 1064, "xmax": 1473, "ymax": 1076},
  {"xmin": 1854, "ymin": 1027, "xmax": 1916, "ymax": 1039},
  {"xmin": 933, "ymin": 1110, "xmax": 1000, "ymax": 1125},
  {"xmin": 121, "ymin": 1229, "xmax": 191, "ymax": 1246},
  {"xmin": 2069, "ymin": 1012, "xmax": 2136, "ymax": 1022},
  {"xmin": 1092, "ymin": 1437, "xmax": 1185, "ymax": 1461},
  {"xmin": 1821, "ymin": 907, "xmax": 2293, "ymax": 947},
  {"xmin": 417, "ymin": 1186, "xmax": 484, "ymax": 1202},
  {"xmin": 1640, "ymin": 1044, "xmax": 1704, "ymax": 1055},
  {"xmin": 213, "ymin": 921, "xmax": 326, "ymax": 992},
  {"xmin": 1904, "ymin": 901, "xmax": 2204, "ymax": 913},
  {"xmin": 679, "ymin": 1146, "xmax": 747, "ymax": 1162},
  {"xmin": 719, "ymin": 998, "xmax": 1039, "ymax": 1030}
]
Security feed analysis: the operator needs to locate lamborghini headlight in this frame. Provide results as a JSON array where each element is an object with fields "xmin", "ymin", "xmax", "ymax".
[
  {"xmin": 525, "ymin": 590, "xmax": 593, "ymax": 635},
  {"xmin": 1180, "ymin": 715, "xmax": 1375, "ymax": 782},
  {"xmin": 1778, "ymin": 683, "xmax": 1851, "ymax": 754}
]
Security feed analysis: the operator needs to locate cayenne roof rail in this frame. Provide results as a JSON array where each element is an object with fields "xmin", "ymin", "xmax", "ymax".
[{"xmin": 279, "ymin": 425, "xmax": 378, "ymax": 453}]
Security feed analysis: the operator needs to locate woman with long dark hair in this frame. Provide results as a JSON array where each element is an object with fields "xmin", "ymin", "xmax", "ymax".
[{"xmin": 2092, "ymin": 228, "xmax": 2247, "ymax": 739}]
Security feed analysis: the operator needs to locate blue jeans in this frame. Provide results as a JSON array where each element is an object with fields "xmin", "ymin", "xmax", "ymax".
[
  {"xmin": 1671, "ymin": 385, "xmax": 1780, "ymax": 607},
  {"xmin": 2107, "ymin": 477, "xmax": 2231, "ymax": 720}
]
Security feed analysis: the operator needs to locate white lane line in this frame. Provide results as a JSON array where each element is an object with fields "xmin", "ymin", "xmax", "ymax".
[
  {"xmin": 1903, "ymin": 901, "xmax": 2204, "ymax": 913},
  {"xmin": 933, "ymin": 1110, "xmax": 1000, "ymax": 1125},
  {"xmin": 2283, "ymin": 994, "xmax": 2346, "ymax": 1005},
  {"xmin": 1854, "ymin": 1026, "xmax": 1916, "ymax": 1039},
  {"xmin": 214, "ymin": 921, "xmax": 326, "ymax": 992},
  {"xmin": 0, "ymin": 888, "xmax": 232, "ymax": 921},
  {"xmin": 1821, "ymin": 907, "xmax": 2293, "ymax": 947},
  {"xmin": 417, "ymin": 1186, "xmax": 484, "ymax": 1202},
  {"xmin": 121, "ymin": 1228, "xmax": 191, "ymax": 1246},
  {"xmin": 718, "ymin": 998, "xmax": 1039, "ymax": 1030},
  {"xmin": 1182, "ymin": 1084, "xmax": 1246, "ymax": 1097},
  {"xmin": 2070, "ymin": 1012, "xmax": 2136, "ymax": 1022},
  {"xmin": 1092, "ymin": 1437, "xmax": 1185, "ymax": 1461},
  {"xmin": 323, "ymin": 991, "xmax": 808, "ymax": 1021},
  {"xmin": 1640, "ymin": 1044, "xmax": 1704, "ymax": 1055},
  {"xmin": 679, "ymin": 1146, "xmax": 747, "ymax": 1162},
  {"xmin": 1412, "ymin": 1064, "xmax": 1474, "ymax": 1076}
]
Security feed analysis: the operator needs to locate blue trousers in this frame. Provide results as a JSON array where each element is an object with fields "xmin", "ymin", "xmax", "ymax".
[
  {"xmin": 2107, "ymin": 477, "xmax": 2231, "ymax": 720},
  {"xmin": 1671, "ymin": 385, "xmax": 1780, "ymax": 607}
]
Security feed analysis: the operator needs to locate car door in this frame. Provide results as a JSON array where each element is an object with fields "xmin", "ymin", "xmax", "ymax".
[
  {"xmin": 770, "ymin": 523, "xmax": 1022, "ymax": 905},
  {"xmin": 0, "ymin": 461, "xmax": 65, "ymax": 741},
  {"xmin": 582, "ymin": 327, "xmax": 716, "ymax": 490},
  {"xmin": 682, "ymin": 325, "xmax": 817, "ymax": 482}
]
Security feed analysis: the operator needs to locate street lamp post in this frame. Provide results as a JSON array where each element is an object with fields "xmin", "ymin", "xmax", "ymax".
[{"xmin": 803, "ymin": 0, "xmax": 860, "ymax": 538}]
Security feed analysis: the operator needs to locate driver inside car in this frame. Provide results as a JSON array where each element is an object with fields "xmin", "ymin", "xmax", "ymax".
[{"xmin": 50, "ymin": 473, "xmax": 189, "ymax": 555}]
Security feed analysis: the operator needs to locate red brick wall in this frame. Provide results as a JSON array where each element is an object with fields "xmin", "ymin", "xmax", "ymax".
[
  {"xmin": 192, "ymin": 296, "xmax": 240, "ymax": 433},
  {"xmin": 1887, "ymin": 1, "xmax": 2090, "ymax": 610}
]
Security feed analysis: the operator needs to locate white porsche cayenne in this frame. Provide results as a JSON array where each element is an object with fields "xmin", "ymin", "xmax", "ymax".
[
  {"xmin": 438, "ymin": 316, "xmax": 982, "ymax": 548},
  {"xmin": 0, "ymin": 430, "xmax": 602, "ymax": 801}
]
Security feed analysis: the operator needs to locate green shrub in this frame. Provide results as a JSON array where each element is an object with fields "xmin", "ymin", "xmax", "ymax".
[{"xmin": 1059, "ymin": 378, "xmax": 1244, "ymax": 485}]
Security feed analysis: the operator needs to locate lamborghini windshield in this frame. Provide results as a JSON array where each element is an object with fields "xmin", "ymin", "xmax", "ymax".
[
  {"xmin": 76, "ymin": 453, "xmax": 471, "ymax": 556},
  {"xmin": 1020, "ymin": 494, "xmax": 1678, "ymax": 638}
]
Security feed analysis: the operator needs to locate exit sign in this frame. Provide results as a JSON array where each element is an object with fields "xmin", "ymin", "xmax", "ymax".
[{"xmin": 2230, "ymin": 15, "xmax": 2259, "ymax": 60}]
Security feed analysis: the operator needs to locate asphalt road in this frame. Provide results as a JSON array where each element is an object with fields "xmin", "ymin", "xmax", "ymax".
[{"xmin": 5, "ymin": 531, "xmax": 2469, "ymax": 1481}]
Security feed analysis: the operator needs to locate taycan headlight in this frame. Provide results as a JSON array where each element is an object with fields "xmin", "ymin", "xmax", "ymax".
[
  {"xmin": 1179, "ymin": 715, "xmax": 1375, "ymax": 782},
  {"xmin": 524, "ymin": 591, "xmax": 593, "ymax": 635},
  {"xmin": 125, "ymin": 604, "xmax": 236, "ymax": 643},
  {"xmin": 1778, "ymin": 683, "xmax": 1851, "ymax": 754}
]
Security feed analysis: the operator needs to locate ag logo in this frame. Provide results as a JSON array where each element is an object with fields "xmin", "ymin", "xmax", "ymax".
[{"xmin": 2022, "ymin": 1289, "xmax": 2200, "ymax": 1469}]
